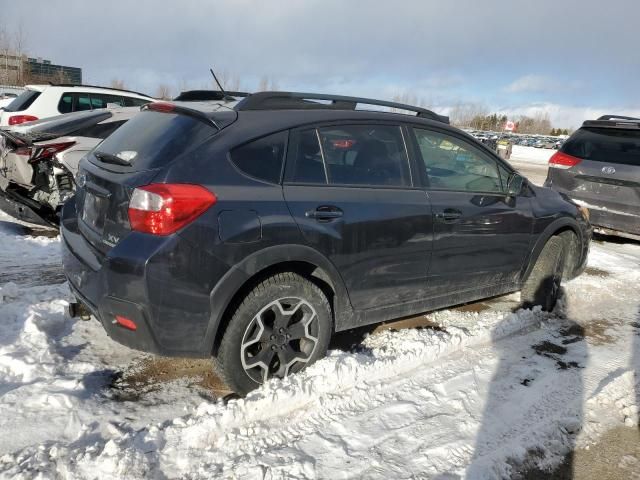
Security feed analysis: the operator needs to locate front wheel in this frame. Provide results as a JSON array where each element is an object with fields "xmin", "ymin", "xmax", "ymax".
[
  {"xmin": 216, "ymin": 272, "xmax": 332, "ymax": 395},
  {"xmin": 521, "ymin": 236, "xmax": 566, "ymax": 311}
]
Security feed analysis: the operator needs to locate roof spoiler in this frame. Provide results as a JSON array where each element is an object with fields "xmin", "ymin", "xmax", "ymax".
[
  {"xmin": 235, "ymin": 91, "xmax": 449, "ymax": 124},
  {"xmin": 596, "ymin": 114, "xmax": 640, "ymax": 121},
  {"xmin": 142, "ymin": 102, "xmax": 225, "ymax": 129},
  {"xmin": 584, "ymin": 117, "xmax": 640, "ymax": 129},
  {"xmin": 173, "ymin": 90, "xmax": 250, "ymax": 102}
]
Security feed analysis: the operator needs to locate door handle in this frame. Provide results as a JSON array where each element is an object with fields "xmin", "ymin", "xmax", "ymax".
[
  {"xmin": 305, "ymin": 206, "xmax": 343, "ymax": 221},
  {"xmin": 435, "ymin": 209, "xmax": 462, "ymax": 223}
]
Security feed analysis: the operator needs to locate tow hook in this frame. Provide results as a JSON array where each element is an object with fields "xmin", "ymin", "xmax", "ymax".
[{"xmin": 68, "ymin": 301, "xmax": 92, "ymax": 321}]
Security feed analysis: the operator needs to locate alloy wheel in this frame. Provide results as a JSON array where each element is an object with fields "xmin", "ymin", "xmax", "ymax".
[{"xmin": 240, "ymin": 297, "xmax": 320, "ymax": 384}]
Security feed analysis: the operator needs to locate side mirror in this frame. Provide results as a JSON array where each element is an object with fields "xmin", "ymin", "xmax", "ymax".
[{"xmin": 506, "ymin": 173, "xmax": 525, "ymax": 196}]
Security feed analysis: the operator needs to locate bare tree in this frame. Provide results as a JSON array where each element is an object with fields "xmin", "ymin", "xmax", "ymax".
[
  {"xmin": 155, "ymin": 83, "xmax": 172, "ymax": 100},
  {"xmin": 110, "ymin": 78, "xmax": 126, "ymax": 90},
  {"xmin": 214, "ymin": 70, "xmax": 242, "ymax": 91},
  {"xmin": 257, "ymin": 75, "xmax": 279, "ymax": 92},
  {"xmin": 176, "ymin": 78, "xmax": 190, "ymax": 95},
  {"xmin": 392, "ymin": 91, "xmax": 419, "ymax": 106},
  {"xmin": 0, "ymin": 24, "xmax": 13, "ymax": 85},
  {"xmin": 13, "ymin": 21, "xmax": 26, "ymax": 85},
  {"xmin": 448, "ymin": 102, "xmax": 489, "ymax": 127}
]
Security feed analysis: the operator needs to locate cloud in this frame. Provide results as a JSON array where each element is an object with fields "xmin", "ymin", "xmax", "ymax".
[
  {"xmin": 491, "ymin": 102, "xmax": 640, "ymax": 129},
  {"xmin": 504, "ymin": 75, "xmax": 584, "ymax": 95},
  {"xmin": 505, "ymin": 75, "xmax": 561, "ymax": 94},
  {"xmin": 3, "ymin": 0, "xmax": 640, "ymax": 126}
]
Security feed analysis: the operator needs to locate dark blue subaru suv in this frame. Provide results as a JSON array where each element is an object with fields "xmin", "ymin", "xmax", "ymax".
[{"xmin": 61, "ymin": 91, "xmax": 591, "ymax": 394}]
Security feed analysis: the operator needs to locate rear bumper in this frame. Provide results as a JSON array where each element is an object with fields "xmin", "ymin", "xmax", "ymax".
[
  {"xmin": 60, "ymin": 197, "xmax": 231, "ymax": 358},
  {"xmin": 0, "ymin": 189, "xmax": 52, "ymax": 227},
  {"xmin": 61, "ymin": 212, "xmax": 166, "ymax": 355},
  {"xmin": 593, "ymin": 226, "xmax": 640, "ymax": 242},
  {"xmin": 586, "ymin": 206, "xmax": 640, "ymax": 237},
  {"xmin": 545, "ymin": 179, "xmax": 640, "ymax": 237}
]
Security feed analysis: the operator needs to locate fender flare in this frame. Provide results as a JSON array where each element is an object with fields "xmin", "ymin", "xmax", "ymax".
[
  {"xmin": 520, "ymin": 216, "xmax": 584, "ymax": 282},
  {"xmin": 204, "ymin": 244, "xmax": 354, "ymax": 355}
]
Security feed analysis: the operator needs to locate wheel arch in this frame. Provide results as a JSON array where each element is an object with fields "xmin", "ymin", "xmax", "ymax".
[
  {"xmin": 205, "ymin": 244, "xmax": 354, "ymax": 357},
  {"xmin": 521, "ymin": 217, "xmax": 583, "ymax": 283}
]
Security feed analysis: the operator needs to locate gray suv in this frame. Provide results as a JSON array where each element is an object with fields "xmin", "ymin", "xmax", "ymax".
[{"xmin": 545, "ymin": 115, "xmax": 640, "ymax": 241}]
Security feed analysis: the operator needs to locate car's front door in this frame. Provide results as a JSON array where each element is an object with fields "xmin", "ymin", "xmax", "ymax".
[
  {"xmin": 283, "ymin": 123, "xmax": 433, "ymax": 311},
  {"xmin": 410, "ymin": 127, "xmax": 534, "ymax": 297}
]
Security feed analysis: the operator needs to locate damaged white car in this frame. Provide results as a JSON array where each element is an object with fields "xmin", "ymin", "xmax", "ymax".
[{"xmin": 0, "ymin": 107, "xmax": 139, "ymax": 226}]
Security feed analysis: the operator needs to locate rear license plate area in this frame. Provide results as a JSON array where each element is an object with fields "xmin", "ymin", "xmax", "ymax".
[{"xmin": 81, "ymin": 190, "xmax": 107, "ymax": 234}]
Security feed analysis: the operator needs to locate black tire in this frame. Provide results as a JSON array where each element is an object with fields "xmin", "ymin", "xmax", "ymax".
[
  {"xmin": 216, "ymin": 272, "xmax": 332, "ymax": 395},
  {"xmin": 521, "ymin": 236, "xmax": 567, "ymax": 312}
]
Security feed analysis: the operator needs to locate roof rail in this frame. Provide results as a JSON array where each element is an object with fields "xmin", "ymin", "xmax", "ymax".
[
  {"xmin": 596, "ymin": 114, "xmax": 640, "ymax": 121},
  {"xmin": 47, "ymin": 82, "xmax": 153, "ymax": 98},
  {"xmin": 583, "ymin": 118, "xmax": 640, "ymax": 129},
  {"xmin": 234, "ymin": 91, "xmax": 449, "ymax": 124},
  {"xmin": 173, "ymin": 90, "xmax": 250, "ymax": 102}
]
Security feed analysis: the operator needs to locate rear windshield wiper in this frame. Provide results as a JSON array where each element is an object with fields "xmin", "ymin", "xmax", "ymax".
[{"xmin": 93, "ymin": 150, "xmax": 130, "ymax": 166}]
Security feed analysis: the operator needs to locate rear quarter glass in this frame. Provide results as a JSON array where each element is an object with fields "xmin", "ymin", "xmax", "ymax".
[
  {"xmin": 90, "ymin": 110, "xmax": 217, "ymax": 171},
  {"xmin": 562, "ymin": 127, "xmax": 640, "ymax": 166},
  {"xmin": 3, "ymin": 90, "xmax": 41, "ymax": 112}
]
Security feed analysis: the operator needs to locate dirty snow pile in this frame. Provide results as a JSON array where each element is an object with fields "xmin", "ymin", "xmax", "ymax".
[{"xmin": 0, "ymin": 213, "xmax": 640, "ymax": 478}]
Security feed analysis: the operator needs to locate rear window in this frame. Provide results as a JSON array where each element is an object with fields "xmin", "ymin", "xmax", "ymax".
[
  {"xmin": 563, "ymin": 127, "xmax": 640, "ymax": 166},
  {"xmin": 230, "ymin": 131, "xmax": 287, "ymax": 183},
  {"xmin": 91, "ymin": 110, "xmax": 216, "ymax": 170},
  {"xmin": 70, "ymin": 120, "xmax": 127, "ymax": 140},
  {"xmin": 3, "ymin": 90, "xmax": 41, "ymax": 112}
]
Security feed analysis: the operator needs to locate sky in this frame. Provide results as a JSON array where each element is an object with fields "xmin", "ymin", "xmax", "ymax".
[{"xmin": 3, "ymin": 0, "xmax": 640, "ymax": 128}]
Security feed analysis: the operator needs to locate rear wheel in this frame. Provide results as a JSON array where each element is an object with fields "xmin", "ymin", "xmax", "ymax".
[
  {"xmin": 217, "ymin": 272, "xmax": 332, "ymax": 395},
  {"xmin": 521, "ymin": 235, "xmax": 567, "ymax": 312}
]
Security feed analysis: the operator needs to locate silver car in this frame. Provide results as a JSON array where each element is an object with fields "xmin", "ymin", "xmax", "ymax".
[
  {"xmin": 0, "ymin": 107, "xmax": 140, "ymax": 226},
  {"xmin": 545, "ymin": 115, "xmax": 640, "ymax": 241}
]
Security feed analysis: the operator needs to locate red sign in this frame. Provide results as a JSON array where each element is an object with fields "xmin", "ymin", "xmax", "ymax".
[{"xmin": 504, "ymin": 121, "xmax": 516, "ymax": 132}]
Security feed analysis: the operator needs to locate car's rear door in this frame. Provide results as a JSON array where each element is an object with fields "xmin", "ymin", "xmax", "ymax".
[
  {"xmin": 409, "ymin": 126, "xmax": 534, "ymax": 297},
  {"xmin": 548, "ymin": 126, "xmax": 640, "ymax": 235},
  {"xmin": 283, "ymin": 123, "xmax": 433, "ymax": 311}
]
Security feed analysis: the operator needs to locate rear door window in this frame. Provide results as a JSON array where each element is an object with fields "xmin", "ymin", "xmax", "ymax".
[
  {"xmin": 413, "ymin": 128, "xmax": 504, "ymax": 193},
  {"xmin": 75, "ymin": 93, "xmax": 92, "ymax": 112},
  {"xmin": 90, "ymin": 94, "xmax": 125, "ymax": 109},
  {"xmin": 286, "ymin": 125, "xmax": 411, "ymax": 187},
  {"xmin": 230, "ymin": 131, "xmax": 287, "ymax": 184},
  {"xmin": 562, "ymin": 128, "xmax": 640, "ymax": 166},
  {"xmin": 4, "ymin": 90, "xmax": 41, "ymax": 112},
  {"xmin": 286, "ymin": 129, "xmax": 327, "ymax": 184}
]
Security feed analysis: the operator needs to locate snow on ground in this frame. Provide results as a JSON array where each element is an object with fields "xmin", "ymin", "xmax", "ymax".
[
  {"xmin": 510, "ymin": 145, "xmax": 555, "ymax": 165},
  {"xmin": 1, "ymin": 197, "xmax": 640, "ymax": 476}
]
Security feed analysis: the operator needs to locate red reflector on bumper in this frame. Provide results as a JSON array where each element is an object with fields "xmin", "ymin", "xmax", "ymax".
[{"xmin": 114, "ymin": 315, "xmax": 137, "ymax": 331}]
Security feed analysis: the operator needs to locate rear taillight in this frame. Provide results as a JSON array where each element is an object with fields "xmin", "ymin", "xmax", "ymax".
[
  {"xmin": 29, "ymin": 141, "xmax": 76, "ymax": 163},
  {"xmin": 8, "ymin": 115, "xmax": 38, "ymax": 125},
  {"xmin": 549, "ymin": 151, "xmax": 582, "ymax": 169},
  {"xmin": 128, "ymin": 183, "xmax": 217, "ymax": 235},
  {"xmin": 114, "ymin": 315, "xmax": 137, "ymax": 331}
]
